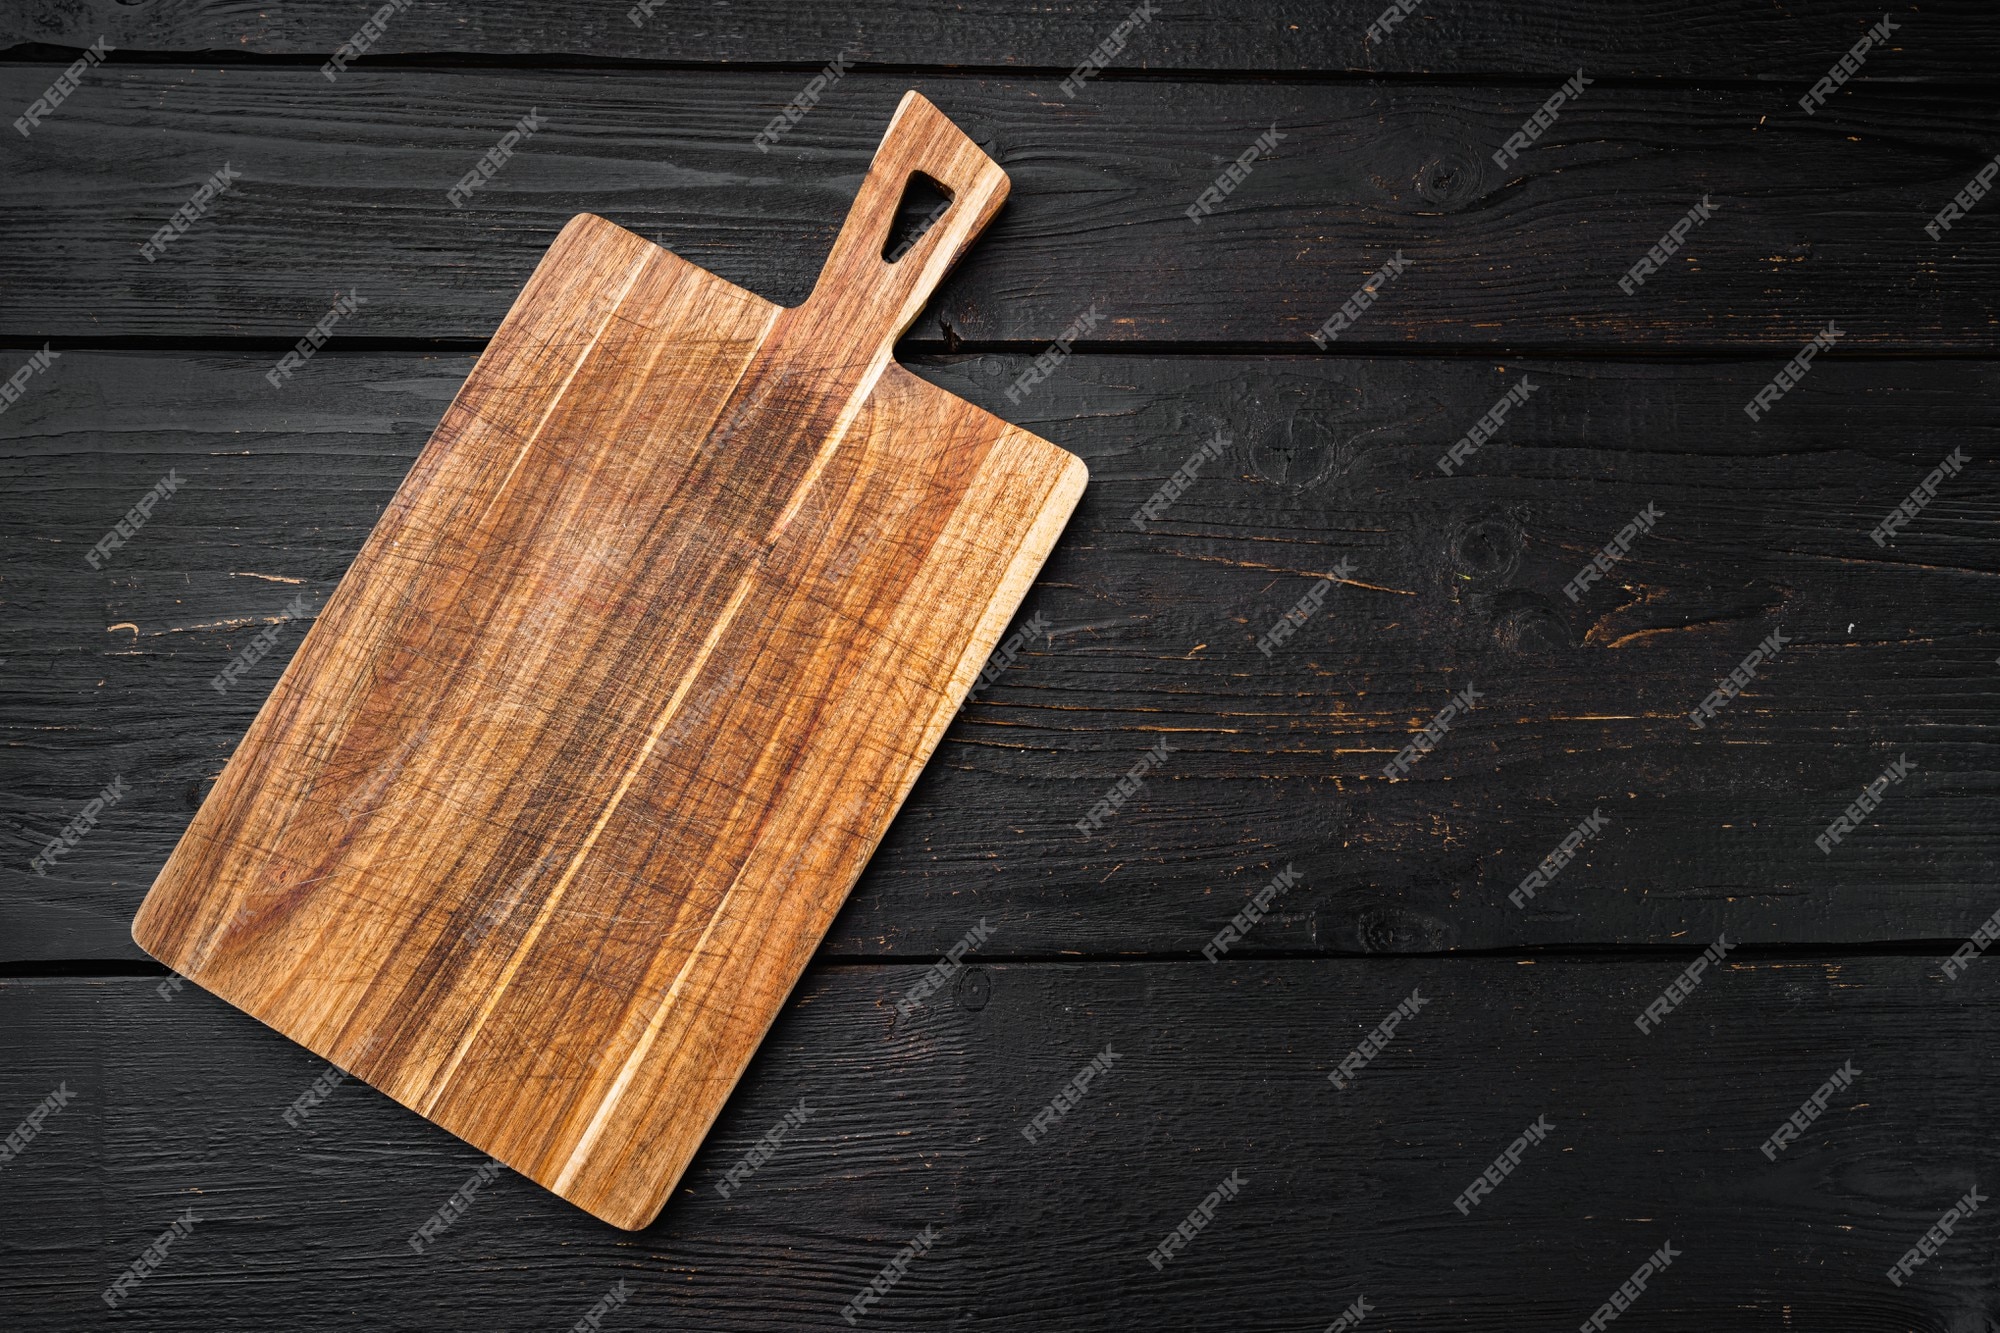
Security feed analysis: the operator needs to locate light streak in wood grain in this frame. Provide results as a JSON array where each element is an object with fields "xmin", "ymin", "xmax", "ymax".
[{"xmin": 419, "ymin": 293, "xmax": 805, "ymax": 1116}]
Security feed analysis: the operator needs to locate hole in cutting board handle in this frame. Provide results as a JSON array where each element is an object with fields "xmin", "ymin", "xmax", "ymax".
[{"xmin": 881, "ymin": 172, "xmax": 955, "ymax": 264}]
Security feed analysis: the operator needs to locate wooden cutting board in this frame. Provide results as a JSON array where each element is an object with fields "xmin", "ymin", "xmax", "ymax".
[{"xmin": 131, "ymin": 91, "xmax": 1086, "ymax": 1231}]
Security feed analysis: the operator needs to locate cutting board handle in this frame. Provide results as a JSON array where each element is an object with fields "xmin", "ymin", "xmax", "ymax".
[{"xmin": 801, "ymin": 91, "xmax": 1011, "ymax": 349}]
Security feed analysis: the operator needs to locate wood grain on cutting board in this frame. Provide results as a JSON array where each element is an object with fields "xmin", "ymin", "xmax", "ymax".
[{"xmin": 131, "ymin": 92, "xmax": 1086, "ymax": 1230}]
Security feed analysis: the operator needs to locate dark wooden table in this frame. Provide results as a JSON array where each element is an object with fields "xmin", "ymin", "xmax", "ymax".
[{"xmin": 5, "ymin": 4, "xmax": 1999, "ymax": 1329}]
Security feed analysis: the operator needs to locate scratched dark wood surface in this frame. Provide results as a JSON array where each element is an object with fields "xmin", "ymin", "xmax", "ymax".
[
  {"xmin": 3, "ymin": 4, "xmax": 1998, "ymax": 1328},
  {"xmin": 6, "ymin": 70, "xmax": 2000, "ymax": 349}
]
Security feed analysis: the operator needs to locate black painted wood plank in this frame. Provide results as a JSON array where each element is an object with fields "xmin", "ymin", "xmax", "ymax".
[
  {"xmin": 1, "ymin": 963, "xmax": 1993, "ymax": 1330},
  {"xmin": 6, "ymin": 351, "xmax": 1995, "ymax": 962},
  {"xmin": 5, "ymin": 1, "xmax": 1997, "ymax": 80},
  {"xmin": 2, "ymin": 70, "xmax": 1997, "ymax": 347}
]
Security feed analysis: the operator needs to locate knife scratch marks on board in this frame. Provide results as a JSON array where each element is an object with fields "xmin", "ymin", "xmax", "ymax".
[
  {"xmin": 476, "ymin": 250, "xmax": 657, "ymax": 534},
  {"xmin": 553, "ymin": 784, "xmax": 875, "ymax": 1193},
  {"xmin": 423, "ymin": 285, "xmax": 907, "ymax": 1115},
  {"xmin": 420, "ymin": 571, "xmax": 763, "ymax": 1113}
]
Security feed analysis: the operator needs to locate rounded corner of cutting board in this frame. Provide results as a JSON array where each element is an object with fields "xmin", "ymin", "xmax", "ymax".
[
  {"xmin": 545, "ymin": 212, "xmax": 741, "ymax": 295},
  {"xmin": 550, "ymin": 212, "xmax": 663, "ymax": 263},
  {"xmin": 1054, "ymin": 445, "xmax": 1090, "ymax": 500},
  {"xmin": 556, "ymin": 211, "xmax": 619, "ymax": 241},
  {"xmin": 534, "ymin": 1157, "xmax": 671, "ymax": 1232},
  {"xmin": 994, "ymin": 421, "xmax": 1089, "ymax": 516},
  {"xmin": 128, "ymin": 892, "xmax": 174, "ymax": 969},
  {"xmin": 888, "ymin": 363, "xmax": 1089, "ymax": 508},
  {"xmin": 597, "ymin": 1192, "xmax": 669, "ymax": 1233}
]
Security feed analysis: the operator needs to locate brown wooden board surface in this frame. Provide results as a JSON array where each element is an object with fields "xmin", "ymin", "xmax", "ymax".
[
  {"xmin": 126, "ymin": 95, "xmax": 1086, "ymax": 1229},
  {"xmin": 2, "ymin": 69, "xmax": 1998, "ymax": 347},
  {"xmin": 3, "ymin": 962, "xmax": 1995, "ymax": 1330},
  {"xmin": 7, "ymin": 350, "xmax": 1994, "ymax": 963}
]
